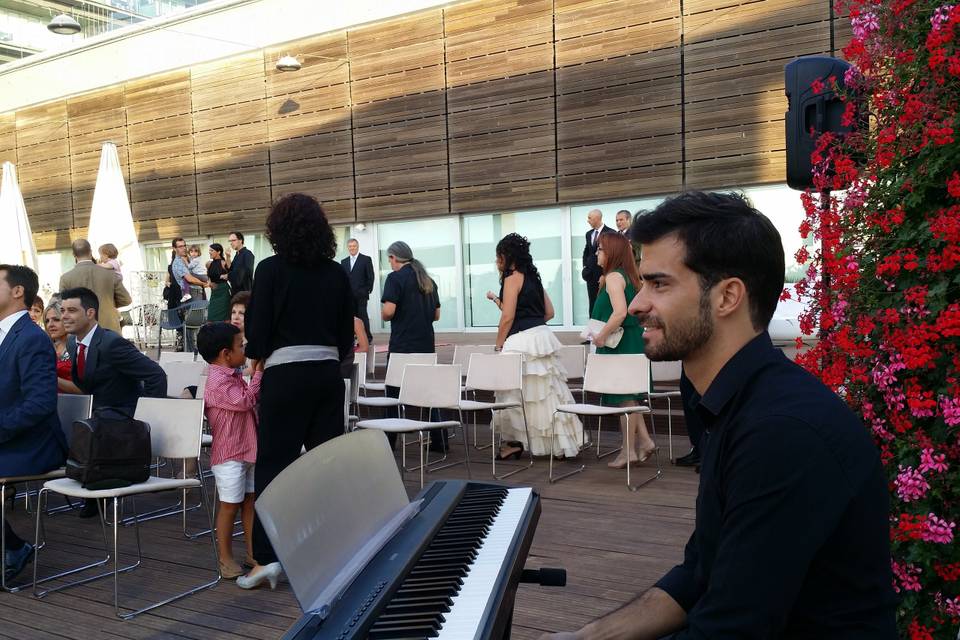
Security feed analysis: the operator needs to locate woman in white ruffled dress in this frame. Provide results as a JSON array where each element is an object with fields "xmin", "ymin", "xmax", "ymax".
[{"xmin": 485, "ymin": 233, "xmax": 583, "ymax": 459}]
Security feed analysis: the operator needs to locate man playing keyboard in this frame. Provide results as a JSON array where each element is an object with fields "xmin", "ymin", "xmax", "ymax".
[{"xmin": 542, "ymin": 192, "xmax": 897, "ymax": 639}]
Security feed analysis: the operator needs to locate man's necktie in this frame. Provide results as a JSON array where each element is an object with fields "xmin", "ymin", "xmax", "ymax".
[
  {"xmin": 592, "ymin": 229, "xmax": 598, "ymax": 246},
  {"xmin": 77, "ymin": 343, "xmax": 86, "ymax": 379}
]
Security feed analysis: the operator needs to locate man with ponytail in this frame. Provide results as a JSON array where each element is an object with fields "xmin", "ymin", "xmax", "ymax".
[{"xmin": 380, "ymin": 241, "xmax": 444, "ymax": 450}]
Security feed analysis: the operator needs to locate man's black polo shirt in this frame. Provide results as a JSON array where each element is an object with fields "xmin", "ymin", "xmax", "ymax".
[
  {"xmin": 381, "ymin": 264, "xmax": 440, "ymax": 354},
  {"xmin": 657, "ymin": 332, "xmax": 898, "ymax": 638}
]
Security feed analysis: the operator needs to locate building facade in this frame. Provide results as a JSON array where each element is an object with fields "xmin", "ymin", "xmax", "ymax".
[{"xmin": 3, "ymin": 0, "xmax": 844, "ymax": 331}]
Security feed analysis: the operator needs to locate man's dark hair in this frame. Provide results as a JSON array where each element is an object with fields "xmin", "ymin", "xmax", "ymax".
[
  {"xmin": 59, "ymin": 286, "xmax": 100, "ymax": 319},
  {"xmin": 0, "ymin": 264, "xmax": 39, "ymax": 309},
  {"xmin": 197, "ymin": 322, "xmax": 241, "ymax": 364},
  {"xmin": 630, "ymin": 191, "xmax": 785, "ymax": 330},
  {"xmin": 171, "ymin": 237, "xmax": 185, "ymax": 249},
  {"xmin": 230, "ymin": 231, "xmax": 245, "ymax": 243}
]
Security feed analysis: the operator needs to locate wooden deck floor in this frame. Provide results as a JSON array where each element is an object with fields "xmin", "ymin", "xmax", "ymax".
[{"xmin": 1, "ymin": 432, "xmax": 698, "ymax": 640}]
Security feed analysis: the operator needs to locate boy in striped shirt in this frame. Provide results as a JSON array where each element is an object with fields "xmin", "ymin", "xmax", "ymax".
[{"xmin": 197, "ymin": 322, "xmax": 263, "ymax": 580}]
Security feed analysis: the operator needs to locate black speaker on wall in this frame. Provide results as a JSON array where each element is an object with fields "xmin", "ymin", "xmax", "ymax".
[{"xmin": 784, "ymin": 56, "xmax": 862, "ymax": 190}]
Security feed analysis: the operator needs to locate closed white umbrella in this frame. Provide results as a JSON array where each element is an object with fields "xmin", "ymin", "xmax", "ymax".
[
  {"xmin": 88, "ymin": 142, "xmax": 144, "ymax": 299},
  {"xmin": 0, "ymin": 161, "xmax": 38, "ymax": 271}
]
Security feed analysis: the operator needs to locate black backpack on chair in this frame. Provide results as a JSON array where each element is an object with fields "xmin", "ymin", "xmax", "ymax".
[{"xmin": 66, "ymin": 408, "xmax": 152, "ymax": 490}]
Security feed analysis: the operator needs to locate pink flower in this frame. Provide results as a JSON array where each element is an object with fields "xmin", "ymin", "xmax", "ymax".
[
  {"xmin": 896, "ymin": 466, "xmax": 931, "ymax": 502},
  {"xmin": 935, "ymin": 591, "xmax": 960, "ymax": 618},
  {"xmin": 892, "ymin": 560, "xmax": 923, "ymax": 593},
  {"xmin": 931, "ymin": 4, "xmax": 955, "ymax": 30},
  {"xmin": 922, "ymin": 514, "xmax": 956, "ymax": 544},
  {"xmin": 940, "ymin": 395, "xmax": 960, "ymax": 427},
  {"xmin": 919, "ymin": 448, "xmax": 949, "ymax": 474},
  {"xmin": 852, "ymin": 12, "xmax": 880, "ymax": 40}
]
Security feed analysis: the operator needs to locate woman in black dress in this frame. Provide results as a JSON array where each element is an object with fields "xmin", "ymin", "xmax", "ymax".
[
  {"xmin": 206, "ymin": 243, "xmax": 231, "ymax": 322},
  {"xmin": 237, "ymin": 193, "xmax": 355, "ymax": 589}
]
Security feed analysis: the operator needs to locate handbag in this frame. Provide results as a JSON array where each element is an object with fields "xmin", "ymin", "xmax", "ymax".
[
  {"xmin": 580, "ymin": 318, "xmax": 623, "ymax": 349},
  {"xmin": 66, "ymin": 407, "xmax": 152, "ymax": 490}
]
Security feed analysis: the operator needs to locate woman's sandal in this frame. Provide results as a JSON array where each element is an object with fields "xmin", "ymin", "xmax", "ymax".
[{"xmin": 497, "ymin": 441, "xmax": 524, "ymax": 460}]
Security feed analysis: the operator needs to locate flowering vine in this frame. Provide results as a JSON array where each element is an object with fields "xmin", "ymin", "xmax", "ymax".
[{"xmin": 790, "ymin": 0, "xmax": 960, "ymax": 636}]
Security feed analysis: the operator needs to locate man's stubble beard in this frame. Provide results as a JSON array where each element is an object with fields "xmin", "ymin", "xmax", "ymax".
[{"xmin": 640, "ymin": 290, "xmax": 714, "ymax": 362}]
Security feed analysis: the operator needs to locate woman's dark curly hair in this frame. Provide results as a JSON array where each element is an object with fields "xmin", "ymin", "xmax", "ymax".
[
  {"xmin": 495, "ymin": 233, "xmax": 541, "ymax": 285},
  {"xmin": 265, "ymin": 193, "xmax": 336, "ymax": 267}
]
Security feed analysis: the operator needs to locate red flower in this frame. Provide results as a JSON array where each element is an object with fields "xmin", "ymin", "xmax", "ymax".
[{"xmin": 949, "ymin": 172, "xmax": 960, "ymax": 199}]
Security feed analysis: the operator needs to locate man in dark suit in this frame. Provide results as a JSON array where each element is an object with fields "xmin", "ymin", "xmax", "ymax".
[
  {"xmin": 581, "ymin": 209, "xmax": 614, "ymax": 316},
  {"xmin": 340, "ymin": 238, "xmax": 375, "ymax": 342},
  {"xmin": 60, "ymin": 287, "xmax": 167, "ymax": 518},
  {"xmin": 0, "ymin": 265, "xmax": 67, "ymax": 582},
  {"xmin": 227, "ymin": 231, "xmax": 255, "ymax": 294}
]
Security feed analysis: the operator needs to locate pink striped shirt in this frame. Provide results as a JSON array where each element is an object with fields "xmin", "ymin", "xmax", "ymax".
[{"xmin": 203, "ymin": 364, "xmax": 262, "ymax": 466}]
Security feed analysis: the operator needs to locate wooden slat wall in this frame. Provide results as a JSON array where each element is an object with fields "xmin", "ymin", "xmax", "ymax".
[
  {"xmin": 16, "ymin": 101, "xmax": 73, "ymax": 234},
  {"xmin": 15, "ymin": 0, "xmax": 840, "ymax": 250},
  {"xmin": 0, "ymin": 113, "xmax": 16, "ymax": 166},
  {"xmin": 445, "ymin": 0, "xmax": 556, "ymax": 212},
  {"xmin": 265, "ymin": 32, "xmax": 355, "ymax": 223},
  {"xmin": 555, "ymin": 0, "xmax": 683, "ymax": 202},
  {"xmin": 683, "ymin": 0, "xmax": 831, "ymax": 189},
  {"xmin": 125, "ymin": 70, "xmax": 199, "ymax": 243},
  {"xmin": 349, "ymin": 11, "xmax": 449, "ymax": 221},
  {"xmin": 67, "ymin": 87, "xmax": 130, "ymax": 230},
  {"xmin": 192, "ymin": 52, "xmax": 271, "ymax": 236}
]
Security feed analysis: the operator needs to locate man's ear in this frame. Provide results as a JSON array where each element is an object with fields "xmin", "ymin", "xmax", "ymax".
[{"xmin": 714, "ymin": 277, "xmax": 748, "ymax": 320}]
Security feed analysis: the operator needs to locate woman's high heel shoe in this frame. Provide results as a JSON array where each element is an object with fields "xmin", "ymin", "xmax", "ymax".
[{"xmin": 236, "ymin": 562, "xmax": 282, "ymax": 590}]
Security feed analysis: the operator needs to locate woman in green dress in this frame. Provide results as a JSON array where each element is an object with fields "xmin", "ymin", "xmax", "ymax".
[
  {"xmin": 589, "ymin": 231, "xmax": 657, "ymax": 469},
  {"xmin": 206, "ymin": 242, "xmax": 232, "ymax": 322}
]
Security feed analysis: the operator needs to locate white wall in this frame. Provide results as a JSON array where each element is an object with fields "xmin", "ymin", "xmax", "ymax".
[{"xmin": 0, "ymin": 0, "xmax": 453, "ymax": 113}]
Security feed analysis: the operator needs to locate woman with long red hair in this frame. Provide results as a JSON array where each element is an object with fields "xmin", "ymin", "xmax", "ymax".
[{"xmin": 589, "ymin": 232, "xmax": 656, "ymax": 468}]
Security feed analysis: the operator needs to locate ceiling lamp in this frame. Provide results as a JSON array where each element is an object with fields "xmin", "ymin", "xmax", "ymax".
[
  {"xmin": 47, "ymin": 14, "xmax": 82, "ymax": 35},
  {"xmin": 275, "ymin": 55, "xmax": 301, "ymax": 72}
]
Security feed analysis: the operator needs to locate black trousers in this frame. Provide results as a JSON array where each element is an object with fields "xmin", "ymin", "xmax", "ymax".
[
  {"xmin": 355, "ymin": 295, "xmax": 372, "ymax": 342},
  {"xmin": 251, "ymin": 360, "xmax": 344, "ymax": 566},
  {"xmin": 3, "ymin": 520, "xmax": 25, "ymax": 552},
  {"xmin": 586, "ymin": 280, "xmax": 600, "ymax": 317}
]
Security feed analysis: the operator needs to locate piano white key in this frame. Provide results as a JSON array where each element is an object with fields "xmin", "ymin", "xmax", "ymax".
[{"xmin": 435, "ymin": 487, "xmax": 532, "ymax": 640}]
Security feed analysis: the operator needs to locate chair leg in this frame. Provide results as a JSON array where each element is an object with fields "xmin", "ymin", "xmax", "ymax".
[
  {"xmin": 666, "ymin": 396, "xmax": 674, "ymax": 462},
  {"xmin": 548, "ymin": 411, "xmax": 585, "ymax": 483},
  {"xmin": 418, "ymin": 431, "xmax": 425, "ymax": 489},
  {"xmin": 115, "ymin": 492, "xmax": 219, "ymax": 620},
  {"xmin": 626, "ymin": 411, "xmax": 662, "ymax": 491},
  {"xmin": 32, "ymin": 490, "xmax": 115, "ymax": 598},
  {"xmin": 491, "ymin": 404, "xmax": 534, "ymax": 481}
]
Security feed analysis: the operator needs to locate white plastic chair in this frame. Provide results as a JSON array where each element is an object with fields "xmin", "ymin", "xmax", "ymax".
[
  {"xmin": 558, "ymin": 344, "xmax": 587, "ymax": 401},
  {"xmin": 459, "ymin": 353, "xmax": 533, "ymax": 480},
  {"xmin": 452, "ymin": 344, "xmax": 498, "ymax": 446},
  {"xmin": 161, "ymin": 361, "xmax": 207, "ymax": 398},
  {"xmin": 551, "ymin": 353, "xmax": 661, "ymax": 490},
  {"xmin": 33, "ymin": 397, "xmax": 219, "ymax": 619},
  {"xmin": 648, "ymin": 360, "xmax": 682, "ymax": 462},
  {"xmin": 0, "ymin": 395, "xmax": 94, "ymax": 592},
  {"xmin": 356, "ymin": 364, "xmax": 469, "ymax": 488},
  {"xmin": 356, "ymin": 353, "xmax": 437, "ymax": 411}
]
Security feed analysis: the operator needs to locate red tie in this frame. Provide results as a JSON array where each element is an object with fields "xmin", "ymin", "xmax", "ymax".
[{"xmin": 77, "ymin": 343, "xmax": 86, "ymax": 380}]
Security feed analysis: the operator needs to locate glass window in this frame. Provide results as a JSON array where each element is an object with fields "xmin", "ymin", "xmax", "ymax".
[
  {"xmin": 36, "ymin": 250, "xmax": 74, "ymax": 302},
  {"xmin": 462, "ymin": 208, "xmax": 564, "ymax": 328},
  {"xmin": 569, "ymin": 197, "xmax": 664, "ymax": 325},
  {"xmin": 376, "ymin": 218, "xmax": 460, "ymax": 331},
  {"xmin": 739, "ymin": 184, "xmax": 812, "ymax": 283}
]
